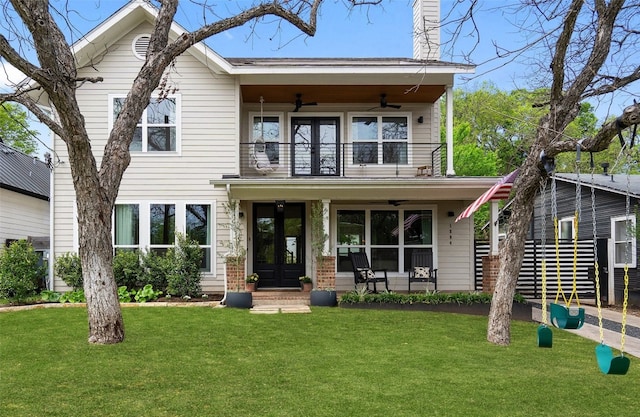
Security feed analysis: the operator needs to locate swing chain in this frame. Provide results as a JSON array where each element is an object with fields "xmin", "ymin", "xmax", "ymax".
[
  {"xmin": 591, "ymin": 161, "xmax": 605, "ymax": 343},
  {"xmin": 540, "ymin": 178, "xmax": 548, "ymax": 325}
]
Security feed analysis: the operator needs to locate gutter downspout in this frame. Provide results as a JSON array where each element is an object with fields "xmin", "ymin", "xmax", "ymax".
[{"xmin": 48, "ymin": 157, "xmax": 54, "ymax": 290}]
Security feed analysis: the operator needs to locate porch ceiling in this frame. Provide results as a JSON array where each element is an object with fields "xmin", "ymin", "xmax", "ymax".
[
  {"xmin": 239, "ymin": 85, "xmax": 445, "ymax": 105},
  {"xmin": 211, "ymin": 177, "xmax": 500, "ymax": 202}
]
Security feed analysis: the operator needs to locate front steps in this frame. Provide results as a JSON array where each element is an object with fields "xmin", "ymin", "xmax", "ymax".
[
  {"xmin": 251, "ymin": 290, "xmax": 311, "ymax": 306},
  {"xmin": 249, "ymin": 290, "xmax": 311, "ymax": 314}
]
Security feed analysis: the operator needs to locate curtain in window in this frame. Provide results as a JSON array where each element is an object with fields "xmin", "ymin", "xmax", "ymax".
[{"xmin": 115, "ymin": 204, "xmax": 138, "ymax": 246}]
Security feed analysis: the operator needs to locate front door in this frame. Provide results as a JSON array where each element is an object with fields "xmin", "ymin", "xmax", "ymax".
[
  {"xmin": 253, "ymin": 203, "xmax": 305, "ymax": 288},
  {"xmin": 291, "ymin": 117, "xmax": 340, "ymax": 176}
]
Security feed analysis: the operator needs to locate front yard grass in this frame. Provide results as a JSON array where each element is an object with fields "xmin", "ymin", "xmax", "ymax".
[{"xmin": 1, "ymin": 307, "xmax": 638, "ymax": 416}]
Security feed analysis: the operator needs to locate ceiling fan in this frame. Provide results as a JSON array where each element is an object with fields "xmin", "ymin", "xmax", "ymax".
[
  {"xmin": 293, "ymin": 93, "xmax": 318, "ymax": 112},
  {"xmin": 369, "ymin": 93, "xmax": 402, "ymax": 111}
]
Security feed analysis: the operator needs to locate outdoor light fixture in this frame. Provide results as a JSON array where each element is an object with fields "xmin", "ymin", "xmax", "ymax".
[{"xmin": 276, "ymin": 200, "xmax": 285, "ymax": 213}]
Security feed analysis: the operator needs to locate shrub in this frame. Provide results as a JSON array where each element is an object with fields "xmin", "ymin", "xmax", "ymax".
[
  {"xmin": 134, "ymin": 284, "xmax": 162, "ymax": 303},
  {"xmin": 54, "ymin": 252, "xmax": 83, "ymax": 290},
  {"xmin": 0, "ymin": 240, "xmax": 45, "ymax": 301},
  {"xmin": 140, "ymin": 250, "xmax": 171, "ymax": 292},
  {"xmin": 113, "ymin": 250, "xmax": 144, "ymax": 289},
  {"xmin": 166, "ymin": 234, "xmax": 202, "ymax": 298}
]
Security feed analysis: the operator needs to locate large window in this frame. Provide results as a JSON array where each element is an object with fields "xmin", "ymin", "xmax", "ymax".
[
  {"xmin": 112, "ymin": 202, "xmax": 214, "ymax": 272},
  {"xmin": 252, "ymin": 114, "xmax": 281, "ymax": 164},
  {"xmin": 111, "ymin": 95, "xmax": 179, "ymax": 152},
  {"xmin": 612, "ymin": 215, "xmax": 636, "ymax": 267},
  {"xmin": 336, "ymin": 208, "xmax": 434, "ymax": 273},
  {"xmin": 351, "ymin": 115, "xmax": 408, "ymax": 164}
]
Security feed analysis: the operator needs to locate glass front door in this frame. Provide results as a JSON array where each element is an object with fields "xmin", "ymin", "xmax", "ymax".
[
  {"xmin": 292, "ymin": 117, "xmax": 340, "ymax": 176},
  {"xmin": 253, "ymin": 203, "xmax": 305, "ymax": 288}
]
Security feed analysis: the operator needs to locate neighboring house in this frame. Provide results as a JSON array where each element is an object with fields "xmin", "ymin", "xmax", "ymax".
[
  {"xmin": 531, "ymin": 172, "xmax": 640, "ymax": 307},
  {"xmin": 0, "ymin": 140, "xmax": 50, "ymax": 262},
  {"xmin": 45, "ymin": 0, "xmax": 501, "ymax": 293}
]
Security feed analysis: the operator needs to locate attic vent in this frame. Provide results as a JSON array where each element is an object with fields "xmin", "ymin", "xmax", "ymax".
[{"xmin": 132, "ymin": 34, "xmax": 151, "ymax": 60}]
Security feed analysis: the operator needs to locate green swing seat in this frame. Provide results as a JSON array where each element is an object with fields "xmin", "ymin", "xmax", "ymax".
[
  {"xmin": 595, "ymin": 344, "xmax": 630, "ymax": 375},
  {"xmin": 550, "ymin": 302, "xmax": 585, "ymax": 329},
  {"xmin": 537, "ymin": 324, "xmax": 553, "ymax": 348}
]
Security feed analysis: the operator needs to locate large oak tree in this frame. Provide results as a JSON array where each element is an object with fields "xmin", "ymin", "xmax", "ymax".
[{"xmin": 444, "ymin": 0, "xmax": 640, "ymax": 345}]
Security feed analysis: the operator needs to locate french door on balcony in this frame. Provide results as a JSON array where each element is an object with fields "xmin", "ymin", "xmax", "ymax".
[
  {"xmin": 291, "ymin": 117, "xmax": 340, "ymax": 176},
  {"xmin": 253, "ymin": 203, "xmax": 305, "ymax": 288}
]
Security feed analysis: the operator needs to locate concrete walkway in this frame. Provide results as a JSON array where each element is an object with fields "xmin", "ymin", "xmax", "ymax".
[{"xmin": 532, "ymin": 302, "xmax": 640, "ymax": 359}]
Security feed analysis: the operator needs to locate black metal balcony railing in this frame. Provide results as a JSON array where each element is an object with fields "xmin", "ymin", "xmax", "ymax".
[{"xmin": 239, "ymin": 142, "xmax": 445, "ymax": 178}]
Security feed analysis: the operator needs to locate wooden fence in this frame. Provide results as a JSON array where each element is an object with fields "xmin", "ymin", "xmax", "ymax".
[{"xmin": 474, "ymin": 240, "xmax": 597, "ymax": 299}]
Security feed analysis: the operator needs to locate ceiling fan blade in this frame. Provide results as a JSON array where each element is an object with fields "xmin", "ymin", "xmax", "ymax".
[
  {"xmin": 293, "ymin": 94, "xmax": 317, "ymax": 112},
  {"xmin": 387, "ymin": 103, "xmax": 402, "ymax": 109}
]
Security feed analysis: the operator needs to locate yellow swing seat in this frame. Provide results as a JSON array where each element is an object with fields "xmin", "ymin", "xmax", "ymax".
[{"xmin": 550, "ymin": 302, "xmax": 585, "ymax": 329}]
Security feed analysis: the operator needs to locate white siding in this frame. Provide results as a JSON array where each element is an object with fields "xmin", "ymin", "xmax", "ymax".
[
  {"xmin": 52, "ymin": 23, "xmax": 236, "ymax": 292},
  {"xmin": 413, "ymin": 0, "xmax": 440, "ymax": 60},
  {"xmin": 0, "ymin": 189, "xmax": 49, "ymax": 246}
]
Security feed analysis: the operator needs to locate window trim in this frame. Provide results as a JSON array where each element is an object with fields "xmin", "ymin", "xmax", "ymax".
[
  {"xmin": 347, "ymin": 112, "xmax": 412, "ymax": 166},
  {"xmin": 611, "ymin": 215, "xmax": 636, "ymax": 268},
  {"xmin": 108, "ymin": 94, "xmax": 182, "ymax": 155}
]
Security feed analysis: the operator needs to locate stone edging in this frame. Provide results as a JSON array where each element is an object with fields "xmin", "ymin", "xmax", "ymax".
[{"xmin": 0, "ymin": 301, "xmax": 222, "ymax": 313}]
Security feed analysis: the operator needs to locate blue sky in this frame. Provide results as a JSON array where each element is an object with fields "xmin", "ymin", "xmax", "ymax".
[{"xmin": 1, "ymin": 0, "xmax": 637, "ymax": 156}]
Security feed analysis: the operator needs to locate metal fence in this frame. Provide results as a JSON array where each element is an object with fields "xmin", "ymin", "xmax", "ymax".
[{"xmin": 474, "ymin": 240, "xmax": 596, "ymax": 299}]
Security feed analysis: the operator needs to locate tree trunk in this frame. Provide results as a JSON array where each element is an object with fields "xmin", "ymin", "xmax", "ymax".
[
  {"xmin": 487, "ymin": 150, "xmax": 543, "ymax": 345},
  {"xmin": 76, "ymin": 184, "xmax": 124, "ymax": 344}
]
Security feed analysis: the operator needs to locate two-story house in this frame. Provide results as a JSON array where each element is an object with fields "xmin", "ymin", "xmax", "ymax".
[{"xmin": 47, "ymin": 0, "xmax": 498, "ymax": 294}]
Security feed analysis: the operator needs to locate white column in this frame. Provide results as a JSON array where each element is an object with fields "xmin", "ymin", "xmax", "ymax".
[
  {"xmin": 446, "ymin": 85, "xmax": 455, "ymax": 176},
  {"xmin": 322, "ymin": 199, "xmax": 331, "ymax": 256},
  {"xmin": 490, "ymin": 201, "xmax": 499, "ymax": 255}
]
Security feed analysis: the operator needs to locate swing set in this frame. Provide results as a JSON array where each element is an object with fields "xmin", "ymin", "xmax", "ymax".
[{"xmin": 537, "ymin": 138, "xmax": 633, "ymax": 375}]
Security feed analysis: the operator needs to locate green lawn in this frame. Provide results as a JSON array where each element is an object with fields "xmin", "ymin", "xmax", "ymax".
[{"xmin": 1, "ymin": 307, "xmax": 637, "ymax": 417}]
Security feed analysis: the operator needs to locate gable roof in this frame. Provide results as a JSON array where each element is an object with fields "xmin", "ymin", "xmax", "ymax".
[
  {"xmin": 0, "ymin": 141, "xmax": 50, "ymax": 200},
  {"xmin": 556, "ymin": 173, "xmax": 640, "ymax": 200}
]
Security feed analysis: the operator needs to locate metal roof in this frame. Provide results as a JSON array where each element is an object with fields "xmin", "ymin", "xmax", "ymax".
[
  {"xmin": 0, "ymin": 141, "xmax": 50, "ymax": 200},
  {"xmin": 555, "ymin": 173, "xmax": 640, "ymax": 199}
]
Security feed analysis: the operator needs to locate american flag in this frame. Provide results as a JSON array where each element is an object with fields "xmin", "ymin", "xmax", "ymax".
[{"xmin": 455, "ymin": 169, "xmax": 519, "ymax": 223}]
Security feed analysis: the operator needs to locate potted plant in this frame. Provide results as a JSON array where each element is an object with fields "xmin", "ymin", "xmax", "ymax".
[
  {"xmin": 309, "ymin": 200, "xmax": 337, "ymax": 306},
  {"xmin": 299, "ymin": 275, "xmax": 312, "ymax": 292},
  {"xmin": 222, "ymin": 199, "xmax": 252, "ymax": 308},
  {"xmin": 246, "ymin": 273, "xmax": 259, "ymax": 292}
]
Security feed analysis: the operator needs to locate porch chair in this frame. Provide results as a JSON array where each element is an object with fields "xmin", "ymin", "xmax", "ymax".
[
  {"xmin": 349, "ymin": 252, "xmax": 389, "ymax": 293},
  {"xmin": 408, "ymin": 250, "xmax": 437, "ymax": 292}
]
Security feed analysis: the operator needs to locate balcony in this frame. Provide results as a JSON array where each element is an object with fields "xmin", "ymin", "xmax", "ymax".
[{"xmin": 238, "ymin": 141, "xmax": 445, "ymax": 178}]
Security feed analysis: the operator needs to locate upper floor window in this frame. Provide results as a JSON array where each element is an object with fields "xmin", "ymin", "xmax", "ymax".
[
  {"xmin": 111, "ymin": 95, "xmax": 180, "ymax": 153},
  {"xmin": 612, "ymin": 215, "xmax": 636, "ymax": 268},
  {"xmin": 251, "ymin": 114, "xmax": 281, "ymax": 164},
  {"xmin": 351, "ymin": 115, "xmax": 408, "ymax": 165}
]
